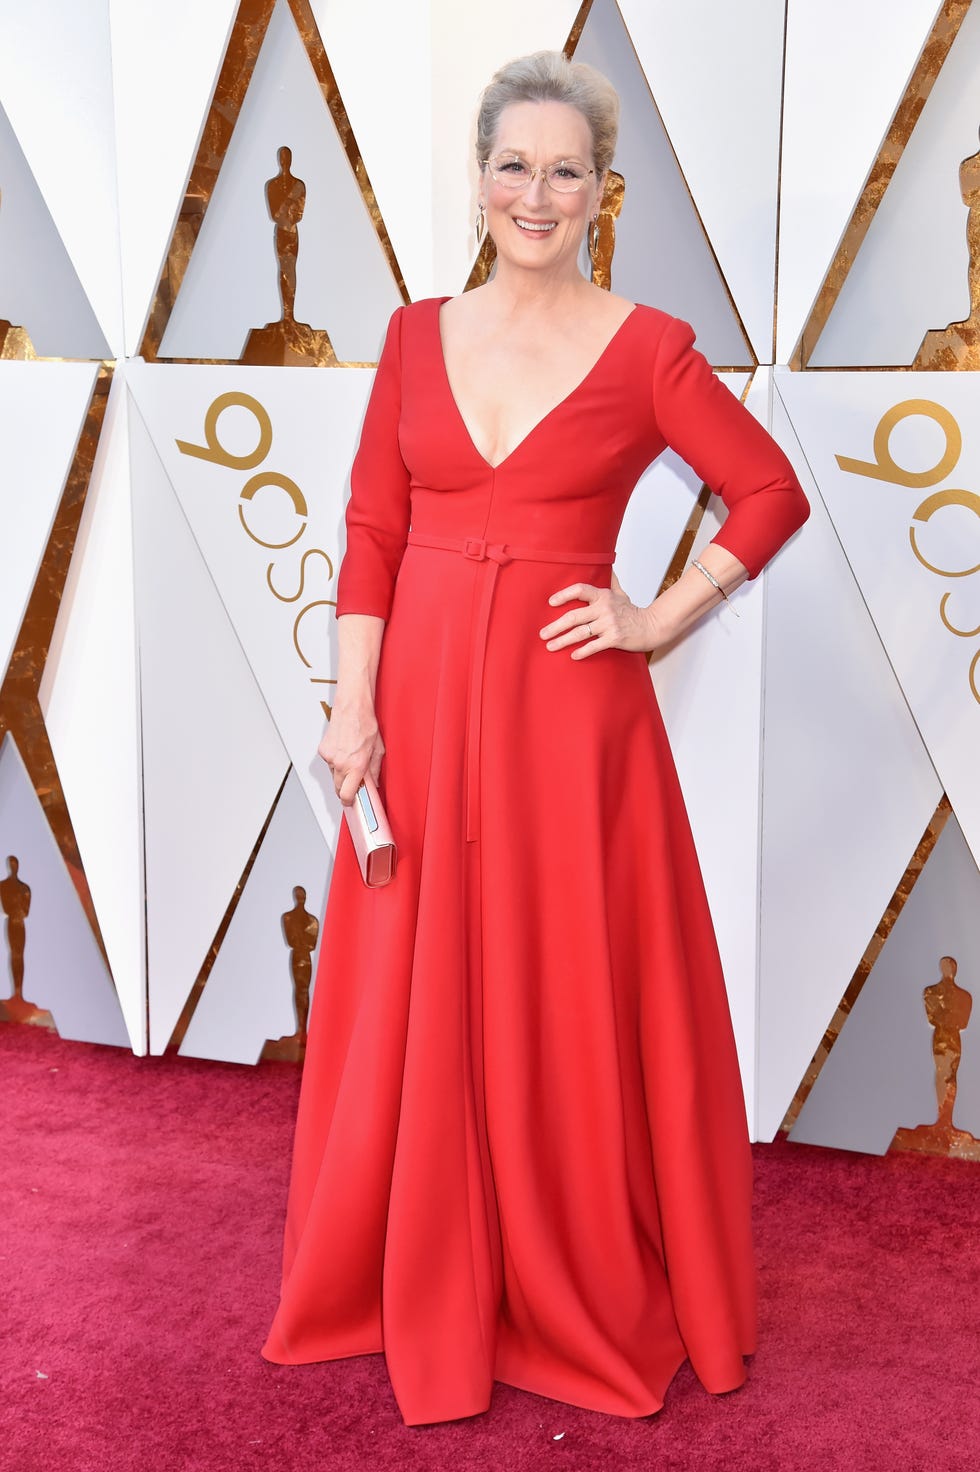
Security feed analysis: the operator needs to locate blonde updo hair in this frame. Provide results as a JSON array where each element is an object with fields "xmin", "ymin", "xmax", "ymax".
[{"xmin": 476, "ymin": 50, "xmax": 620, "ymax": 175}]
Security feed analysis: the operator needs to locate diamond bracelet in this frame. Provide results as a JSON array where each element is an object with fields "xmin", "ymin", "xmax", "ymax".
[{"xmin": 691, "ymin": 559, "xmax": 740, "ymax": 618}]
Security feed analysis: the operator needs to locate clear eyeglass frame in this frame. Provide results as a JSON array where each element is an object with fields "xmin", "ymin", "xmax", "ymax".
[{"xmin": 481, "ymin": 153, "xmax": 596, "ymax": 194}]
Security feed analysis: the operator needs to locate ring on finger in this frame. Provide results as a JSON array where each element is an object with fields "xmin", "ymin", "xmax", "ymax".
[{"xmin": 585, "ymin": 622, "xmax": 593, "ymax": 639}]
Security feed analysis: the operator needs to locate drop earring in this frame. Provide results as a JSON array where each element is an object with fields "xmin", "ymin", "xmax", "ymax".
[
  {"xmin": 475, "ymin": 202, "xmax": 486, "ymax": 247},
  {"xmin": 588, "ymin": 215, "xmax": 600, "ymax": 273}
]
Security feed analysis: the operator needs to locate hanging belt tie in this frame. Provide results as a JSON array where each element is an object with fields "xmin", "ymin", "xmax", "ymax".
[{"xmin": 406, "ymin": 532, "xmax": 616, "ymax": 842}]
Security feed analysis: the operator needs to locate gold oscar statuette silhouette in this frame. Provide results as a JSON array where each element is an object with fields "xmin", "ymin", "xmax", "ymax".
[
  {"xmin": 261, "ymin": 885, "xmax": 320, "ymax": 1062},
  {"xmin": 242, "ymin": 146, "xmax": 337, "ymax": 367},
  {"xmin": 0, "ymin": 855, "xmax": 53, "ymax": 1029},
  {"xmin": 890, "ymin": 956, "xmax": 980, "ymax": 1160},
  {"xmin": 283, "ymin": 885, "xmax": 319, "ymax": 1041},
  {"xmin": 914, "ymin": 130, "xmax": 980, "ymax": 369},
  {"xmin": 0, "ymin": 187, "xmax": 38, "ymax": 360}
]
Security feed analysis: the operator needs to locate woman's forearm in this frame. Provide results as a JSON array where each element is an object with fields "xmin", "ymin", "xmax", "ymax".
[
  {"xmin": 648, "ymin": 544, "xmax": 748, "ymax": 647},
  {"xmin": 335, "ymin": 613, "xmax": 386, "ymax": 704}
]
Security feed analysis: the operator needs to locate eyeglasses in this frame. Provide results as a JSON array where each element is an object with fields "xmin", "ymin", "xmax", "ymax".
[{"xmin": 481, "ymin": 153, "xmax": 596, "ymax": 194}]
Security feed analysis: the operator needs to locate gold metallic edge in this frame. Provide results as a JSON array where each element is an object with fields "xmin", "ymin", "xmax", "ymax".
[
  {"xmin": 779, "ymin": 793, "xmax": 954, "ymax": 1134},
  {"xmin": 165, "ymin": 767, "xmax": 292, "ymax": 1052},
  {"xmin": 794, "ymin": 0, "xmax": 972, "ymax": 370},
  {"xmin": 0, "ymin": 367, "xmax": 115, "ymax": 986},
  {"xmin": 564, "ymin": 0, "xmax": 597, "ymax": 54}
]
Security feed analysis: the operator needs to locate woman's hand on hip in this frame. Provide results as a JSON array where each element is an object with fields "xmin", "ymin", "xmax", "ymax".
[
  {"xmin": 540, "ymin": 572, "xmax": 664, "ymax": 658},
  {"xmin": 318, "ymin": 698, "xmax": 385, "ymax": 805}
]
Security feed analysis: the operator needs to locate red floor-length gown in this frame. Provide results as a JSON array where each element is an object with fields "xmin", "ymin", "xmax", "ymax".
[{"xmin": 263, "ymin": 297, "xmax": 809, "ymax": 1425}]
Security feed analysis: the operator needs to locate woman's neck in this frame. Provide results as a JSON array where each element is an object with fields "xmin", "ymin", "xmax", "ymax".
[{"xmin": 481, "ymin": 259, "xmax": 594, "ymax": 318}]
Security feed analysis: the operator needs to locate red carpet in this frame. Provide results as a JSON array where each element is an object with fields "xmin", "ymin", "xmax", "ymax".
[{"xmin": 3, "ymin": 1023, "xmax": 979, "ymax": 1472}]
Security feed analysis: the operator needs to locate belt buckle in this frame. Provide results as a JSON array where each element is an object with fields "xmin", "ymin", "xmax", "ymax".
[{"xmin": 463, "ymin": 537, "xmax": 488, "ymax": 561}]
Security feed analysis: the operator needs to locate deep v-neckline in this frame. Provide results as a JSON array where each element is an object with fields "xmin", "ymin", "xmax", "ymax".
[{"xmin": 435, "ymin": 298, "xmax": 639, "ymax": 472}]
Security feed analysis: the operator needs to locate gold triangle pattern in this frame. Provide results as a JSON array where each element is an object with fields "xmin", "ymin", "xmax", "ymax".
[
  {"xmin": 139, "ymin": 0, "xmax": 409, "ymax": 366},
  {"xmin": 793, "ymin": 0, "xmax": 972, "ymax": 370},
  {"xmin": 781, "ymin": 795, "xmax": 954, "ymax": 1134},
  {"xmin": 0, "ymin": 369, "xmax": 115, "ymax": 1003}
]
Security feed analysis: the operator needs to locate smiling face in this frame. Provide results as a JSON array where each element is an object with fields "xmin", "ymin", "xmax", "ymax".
[{"xmin": 480, "ymin": 100, "xmax": 604, "ymax": 278}]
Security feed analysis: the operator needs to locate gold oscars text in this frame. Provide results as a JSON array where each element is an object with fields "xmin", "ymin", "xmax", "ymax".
[
  {"xmin": 176, "ymin": 391, "xmax": 338, "ymax": 718},
  {"xmin": 837, "ymin": 398, "xmax": 980, "ymax": 705}
]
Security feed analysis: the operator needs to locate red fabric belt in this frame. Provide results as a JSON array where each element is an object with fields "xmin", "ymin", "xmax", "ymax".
[{"xmin": 406, "ymin": 532, "xmax": 615, "ymax": 842}]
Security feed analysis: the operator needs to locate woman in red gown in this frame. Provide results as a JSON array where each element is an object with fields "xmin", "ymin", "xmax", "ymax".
[{"xmin": 263, "ymin": 51, "xmax": 809, "ymax": 1425}]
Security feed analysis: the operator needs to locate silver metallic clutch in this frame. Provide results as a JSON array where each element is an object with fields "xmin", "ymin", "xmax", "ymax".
[{"xmin": 344, "ymin": 772, "xmax": 397, "ymax": 888}]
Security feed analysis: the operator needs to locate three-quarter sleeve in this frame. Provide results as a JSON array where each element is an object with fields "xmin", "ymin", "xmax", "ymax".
[
  {"xmin": 652, "ymin": 317, "xmax": 809, "ymax": 577},
  {"xmin": 335, "ymin": 306, "xmax": 411, "ymax": 619}
]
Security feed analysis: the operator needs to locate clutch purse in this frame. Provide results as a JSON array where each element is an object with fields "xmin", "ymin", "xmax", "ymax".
[{"xmin": 344, "ymin": 772, "xmax": 397, "ymax": 888}]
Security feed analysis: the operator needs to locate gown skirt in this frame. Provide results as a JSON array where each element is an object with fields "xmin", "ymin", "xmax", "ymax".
[{"xmin": 263, "ymin": 298, "xmax": 809, "ymax": 1425}]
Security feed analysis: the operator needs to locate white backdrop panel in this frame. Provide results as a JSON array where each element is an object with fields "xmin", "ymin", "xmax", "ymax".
[
  {"xmin": 159, "ymin": 0, "xmax": 401, "ymax": 363},
  {"xmin": 757, "ymin": 380, "xmax": 942, "ymax": 1140},
  {"xmin": 575, "ymin": 0, "xmax": 749, "ymax": 365},
  {"xmin": 0, "ymin": 734, "xmax": 128, "ymax": 1047},
  {"xmin": 0, "ymin": 102, "xmax": 111, "ymax": 358},
  {"xmin": 777, "ymin": 372, "xmax": 980, "ymax": 865},
  {"xmin": 0, "ymin": 361, "xmax": 97, "ymax": 683},
  {"xmin": 39, "ymin": 368, "xmax": 146, "ymax": 1054},
  {"xmin": 618, "ymin": 0, "xmax": 784, "ymax": 362},
  {"xmin": 791, "ymin": 816, "xmax": 980, "ymax": 1154},
  {"xmin": 109, "ymin": 0, "xmax": 237, "ymax": 357},
  {"xmin": 129, "ymin": 397, "xmax": 290, "ymax": 1054},
  {"xmin": 127, "ymin": 361, "xmax": 368, "ymax": 849},
  {"xmin": 180, "ymin": 768, "xmax": 331, "ymax": 1065},
  {"xmin": 0, "ymin": 0, "xmax": 123, "ymax": 353},
  {"xmin": 777, "ymin": 0, "xmax": 941, "ymax": 364},
  {"xmin": 810, "ymin": 0, "xmax": 980, "ymax": 367}
]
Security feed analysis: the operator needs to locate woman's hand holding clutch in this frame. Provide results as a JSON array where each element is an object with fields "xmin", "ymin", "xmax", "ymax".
[{"xmin": 319, "ymin": 697, "xmax": 385, "ymax": 806}]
